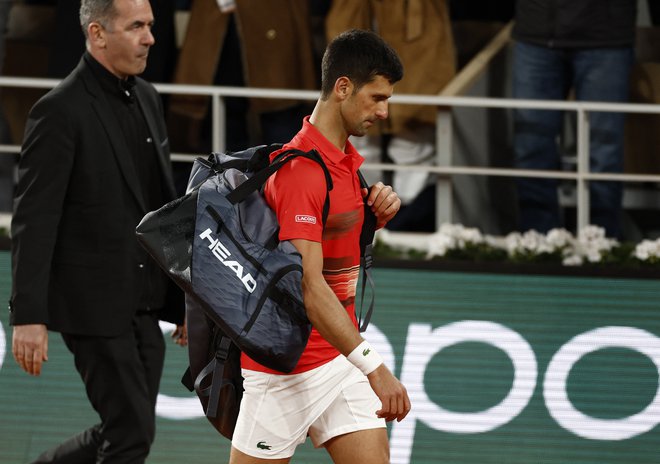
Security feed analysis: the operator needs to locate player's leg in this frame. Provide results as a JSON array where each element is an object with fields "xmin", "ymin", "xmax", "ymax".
[
  {"xmin": 308, "ymin": 357, "xmax": 388, "ymax": 462},
  {"xmin": 229, "ymin": 446, "xmax": 291, "ymax": 464},
  {"xmin": 324, "ymin": 428, "xmax": 389, "ymax": 464}
]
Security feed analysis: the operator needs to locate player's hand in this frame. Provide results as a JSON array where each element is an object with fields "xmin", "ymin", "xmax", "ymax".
[
  {"xmin": 172, "ymin": 323, "xmax": 187, "ymax": 347},
  {"xmin": 12, "ymin": 324, "xmax": 49, "ymax": 376},
  {"xmin": 362, "ymin": 182, "xmax": 401, "ymax": 227},
  {"xmin": 367, "ymin": 364, "xmax": 411, "ymax": 422}
]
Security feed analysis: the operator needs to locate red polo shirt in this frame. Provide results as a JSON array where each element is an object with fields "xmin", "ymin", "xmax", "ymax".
[{"xmin": 240, "ymin": 117, "xmax": 365, "ymax": 374}]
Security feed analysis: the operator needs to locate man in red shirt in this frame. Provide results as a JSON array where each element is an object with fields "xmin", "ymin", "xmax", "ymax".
[{"xmin": 231, "ymin": 29, "xmax": 411, "ymax": 464}]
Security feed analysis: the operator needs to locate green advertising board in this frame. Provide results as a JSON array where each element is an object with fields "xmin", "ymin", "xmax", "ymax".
[{"xmin": 1, "ymin": 252, "xmax": 659, "ymax": 463}]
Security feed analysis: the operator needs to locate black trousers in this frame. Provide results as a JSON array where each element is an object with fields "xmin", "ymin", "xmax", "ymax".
[{"xmin": 33, "ymin": 313, "xmax": 165, "ymax": 464}]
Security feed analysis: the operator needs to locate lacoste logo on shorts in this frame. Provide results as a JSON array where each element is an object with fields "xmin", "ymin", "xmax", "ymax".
[
  {"xmin": 257, "ymin": 441, "xmax": 272, "ymax": 450},
  {"xmin": 295, "ymin": 214, "xmax": 317, "ymax": 224}
]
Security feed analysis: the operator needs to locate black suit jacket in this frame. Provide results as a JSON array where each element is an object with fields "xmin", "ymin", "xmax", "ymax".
[{"xmin": 10, "ymin": 56, "xmax": 184, "ymax": 336}]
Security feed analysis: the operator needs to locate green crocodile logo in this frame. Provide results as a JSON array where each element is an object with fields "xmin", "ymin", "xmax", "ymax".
[
  {"xmin": 362, "ymin": 348, "xmax": 371, "ymax": 356},
  {"xmin": 257, "ymin": 441, "xmax": 272, "ymax": 450}
]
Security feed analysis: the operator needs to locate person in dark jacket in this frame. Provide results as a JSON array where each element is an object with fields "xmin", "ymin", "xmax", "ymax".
[
  {"xmin": 512, "ymin": 0, "xmax": 637, "ymax": 238},
  {"xmin": 10, "ymin": 0, "xmax": 185, "ymax": 462}
]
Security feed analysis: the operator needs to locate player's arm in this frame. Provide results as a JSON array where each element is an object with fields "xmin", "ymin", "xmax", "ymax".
[
  {"xmin": 291, "ymin": 239, "xmax": 362, "ymax": 353},
  {"xmin": 290, "ymin": 238, "xmax": 410, "ymax": 422}
]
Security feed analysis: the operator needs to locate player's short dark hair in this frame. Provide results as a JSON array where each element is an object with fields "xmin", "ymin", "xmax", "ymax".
[{"xmin": 320, "ymin": 29, "xmax": 403, "ymax": 99}]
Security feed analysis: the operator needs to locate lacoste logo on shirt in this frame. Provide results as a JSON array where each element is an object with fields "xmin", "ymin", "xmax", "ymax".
[{"xmin": 295, "ymin": 214, "xmax": 317, "ymax": 224}]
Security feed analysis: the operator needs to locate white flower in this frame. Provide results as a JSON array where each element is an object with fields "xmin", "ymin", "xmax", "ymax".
[
  {"xmin": 564, "ymin": 225, "xmax": 618, "ymax": 263},
  {"xmin": 563, "ymin": 254, "xmax": 583, "ymax": 266},
  {"xmin": 507, "ymin": 229, "xmax": 558, "ymax": 255},
  {"xmin": 586, "ymin": 249, "xmax": 602, "ymax": 263},
  {"xmin": 427, "ymin": 223, "xmax": 485, "ymax": 258},
  {"xmin": 634, "ymin": 239, "xmax": 660, "ymax": 262},
  {"xmin": 379, "ymin": 222, "xmax": 660, "ymax": 268},
  {"xmin": 546, "ymin": 228, "xmax": 574, "ymax": 249},
  {"xmin": 504, "ymin": 232, "xmax": 522, "ymax": 255},
  {"xmin": 427, "ymin": 233, "xmax": 454, "ymax": 258},
  {"xmin": 578, "ymin": 225, "xmax": 606, "ymax": 241},
  {"xmin": 520, "ymin": 230, "xmax": 544, "ymax": 252},
  {"xmin": 635, "ymin": 245, "xmax": 650, "ymax": 261},
  {"xmin": 484, "ymin": 234, "xmax": 506, "ymax": 250},
  {"xmin": 460, "ymin": 227, "xmax": 484, "ymax": 245}
]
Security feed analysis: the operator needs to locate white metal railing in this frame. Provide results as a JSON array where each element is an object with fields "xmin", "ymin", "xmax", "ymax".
[{"xmin": 1, "ymin": 76, "xmax": 660, "ymax": 232}]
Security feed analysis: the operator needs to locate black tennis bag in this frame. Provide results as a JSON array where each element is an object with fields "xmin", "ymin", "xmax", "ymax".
[
  {"xmin": 136, "ymin": 144, "xmax": 376, "ymax": 439},
  {"xmin": 186, "ymin": 146, "xmax": 333, "ymax": 371},
  {"xmin": 136, "ymin": 144, "xmax": 334, "ymax": 437}
]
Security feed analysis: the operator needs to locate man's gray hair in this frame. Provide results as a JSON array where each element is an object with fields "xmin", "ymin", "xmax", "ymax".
[{"xmin": 79, "ymin": 0, "xmax": 118, "ymax": 38}]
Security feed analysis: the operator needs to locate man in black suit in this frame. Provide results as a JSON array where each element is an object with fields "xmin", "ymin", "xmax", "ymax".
[{"xmin": 9, "ymin": 0, "xmax": 185, "ymax": 462}]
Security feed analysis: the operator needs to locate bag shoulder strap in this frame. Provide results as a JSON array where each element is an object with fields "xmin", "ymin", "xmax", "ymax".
[
  {"xmin": 182, "ymin": 335, "xmax": 233, "ymax": 420},
  {"xmin": 225, "ymin": 148, "xmax": 333, "ymax": 226},
  {"xmin": 356, "ymin": 170, "xmax": 377, "ymax": 332}
]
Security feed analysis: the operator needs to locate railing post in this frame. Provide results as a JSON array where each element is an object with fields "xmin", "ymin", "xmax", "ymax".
[
  {"xmin": 435, "ymin": 108, "xmax": 453, "ymax": 229},
  {"xmin": 576, "ymin": 107, "xmax": 590, "ymax": 232},
  {"xmin": 211, "ymin": 93, "xmax": 226, "ymax": 154}
]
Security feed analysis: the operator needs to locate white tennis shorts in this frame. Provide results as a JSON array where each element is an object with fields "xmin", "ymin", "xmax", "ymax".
[{"xmin": 231, "ymin": 354, "xmax": 385, "ymax": 459}]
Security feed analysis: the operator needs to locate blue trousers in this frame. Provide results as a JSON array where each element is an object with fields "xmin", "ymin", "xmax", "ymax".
[{"xmin": 513, "ymin": 41, "xmax": 634, "ymax": 238}]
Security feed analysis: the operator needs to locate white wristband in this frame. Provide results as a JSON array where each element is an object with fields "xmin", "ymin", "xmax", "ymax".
[{"xmin": 347, "ymin": 341, "xmax": 383, "ymax": 376}]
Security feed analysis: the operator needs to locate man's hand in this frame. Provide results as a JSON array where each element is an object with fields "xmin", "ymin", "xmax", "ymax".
[
  {"xmin": 367, "ymin": 364, "xmax": 411, "ymax": 422},
  {"xmin": 172, "ymin": 323, "xmax": 187, "ymax": 347},
  {"xmin": 12, "ymin": 324, "xmax": 49, "ymax": 376},
  {"xmin": 362, "ymin": 182, "xmax": 401, "ymax": 228}
]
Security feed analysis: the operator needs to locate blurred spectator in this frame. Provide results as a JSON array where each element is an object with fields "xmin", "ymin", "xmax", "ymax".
[
  {"xmin": 449, "ymin": 0, "xmax": 515, "ymax": 68},
  {"xmin": 325, "ymin": 0, "xmax": 456, "ymax": 232},
  {"xmin": 168, "ymin": 0, "xmax": 317, "ymax": 155},
  {"xmin": 0, "ymin": 0, "xmax": 11, "ymax": 76},
  {"xmin": 0, "ymin": 1, "xmax": 54, "ymax": 144},
  {"xmin": 512, "ymin": 0, "xmax": 637, "ymax": 239},
  {"xmin": 649, "ymin": 0, "xmax": 660, "ymax": 25},
  {"xmin": 0, "ymin": 0, "xmax": 14, "ymax": 212},
  {"xmin": 449, "ymin": 0, "xmax": 514, "ymax": 22}
]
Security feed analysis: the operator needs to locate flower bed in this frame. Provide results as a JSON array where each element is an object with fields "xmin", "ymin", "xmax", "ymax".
[{"xmin": 374, "ymin": 224, "xmax": 660, "ymax": 270}]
